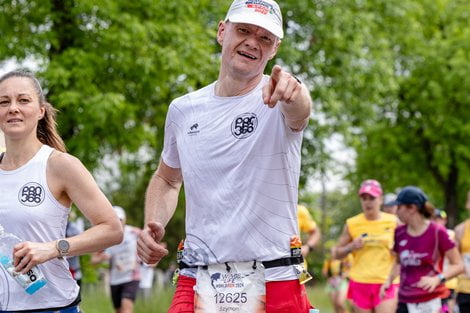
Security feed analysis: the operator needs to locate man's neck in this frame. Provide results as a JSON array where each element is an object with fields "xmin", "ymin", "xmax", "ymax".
[{"xmin": 215, "ymin": 72, "xmax": 264, "ymax": 97}]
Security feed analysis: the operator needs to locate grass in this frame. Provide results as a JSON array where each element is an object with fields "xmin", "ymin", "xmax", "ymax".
[{"xmin": 81, "ymin": 281, "xmax": 334, "ymax": 313}]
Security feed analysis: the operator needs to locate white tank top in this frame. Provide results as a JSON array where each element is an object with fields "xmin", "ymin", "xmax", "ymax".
[
  {"xmin": 0, "ymin": 145, "xmax": 79, "ymax": 311},
  {"xmin": 162, "ymin": 76, "xmax": 303, "ymax": 281}
]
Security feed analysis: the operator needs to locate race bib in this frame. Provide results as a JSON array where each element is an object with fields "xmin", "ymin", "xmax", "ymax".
[
  {"xmin": 463, "ymin": 253, "xmax": 470, "ymax": 277},
  {"xmin": 406, "ymin": 297, "xmax": 441, "ymax": 313},
  {"xmin": 194, "ymin": 261, "xmax": 266, "ymax": 313}
]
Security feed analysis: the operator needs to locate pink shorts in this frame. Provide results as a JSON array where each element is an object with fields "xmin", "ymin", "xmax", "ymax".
[
  {"xmin": 168, "ymin": 275, "xmax": 313, "ymax": 313},
  {"xmin": 347, "ymin": 279, "xmax": 398, "ymax": 310}
]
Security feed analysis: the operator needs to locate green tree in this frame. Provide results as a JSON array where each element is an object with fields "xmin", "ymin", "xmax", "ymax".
[
  {"xmin": 1, "ymin": 2, "xmax": 222, "ymax": 199},
  {"xmin": 280, "ymin": 0, "xmax": 470, "ymax": 226},
  {"xmin": 0, "ymin": 0, "xmax": 229, "ymax": 264}
]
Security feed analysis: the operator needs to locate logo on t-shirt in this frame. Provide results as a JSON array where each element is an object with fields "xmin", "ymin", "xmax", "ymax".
[
  {"xmin": 18, "ymin": 182, "xmax": 45, "ymax": 206},
  {"xmin": 231, "ymin": 113, "xmax": 258, "ymax": 139},
  {"xmin": 187, "ymin": 123, "xmax": 200, "ymax": 136},
  {"xmin": 400, "ymin": 249, "xmax": 428, "ymax": 266}
]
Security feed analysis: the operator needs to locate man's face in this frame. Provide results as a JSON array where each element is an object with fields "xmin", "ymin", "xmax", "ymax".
[{"xmin": 217, "ymin": 21, "xmax": 280, "ymax": 80}]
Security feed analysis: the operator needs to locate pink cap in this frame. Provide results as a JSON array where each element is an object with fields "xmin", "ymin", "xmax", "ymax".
[{"xmin": 358, "ymin": 179, "xmax": 383, "ymax": 197}]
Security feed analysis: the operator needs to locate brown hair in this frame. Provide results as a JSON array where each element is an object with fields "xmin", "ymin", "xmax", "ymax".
[
  {"xmin": 0, "ymin": 69, "xmax": 66, "ymax": 152},
  {"xmin": 419, "ymin": 202, "xmax": 435, "ymax": 218}
]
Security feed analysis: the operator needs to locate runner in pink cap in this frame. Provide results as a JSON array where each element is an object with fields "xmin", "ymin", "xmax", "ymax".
[
  {"xmin": 358, "ymin": 179, "xmax": 383, "ymax": 198},
  {"xmin": 332, "ymin": 179, "xmax": 399, "ymax": 313}
]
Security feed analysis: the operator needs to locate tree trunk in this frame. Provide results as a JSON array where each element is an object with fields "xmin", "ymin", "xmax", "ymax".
[{"xmin": 443, "ymin": 155, "xmax": 459, "ymax": 227}]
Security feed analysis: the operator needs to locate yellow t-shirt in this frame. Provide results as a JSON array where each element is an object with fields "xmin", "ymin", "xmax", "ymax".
[
  {"xmin": 457, "ymin": 220, "xmax": 470, "ymax": 293},
  {"xmin": 297, "ymin": 205, "xmax": 317, "ymax": 270},
  {"xmin": 323, "ymin": 258, "xmax": 342, "ymax": 277},
  {"xmin": 297, "ymin": 205, "xmax": 317, "ymax": 233},
  {"xmin": 323, "ymin": 254, "xmax": 353, "ymax": 277},
  {"xmin": 444, "ymin": 229, "xmax": 458, "ymax": 290},
  {"xmin": 347, "ymin": 212, "xmax": 397, "ymax": 284}
]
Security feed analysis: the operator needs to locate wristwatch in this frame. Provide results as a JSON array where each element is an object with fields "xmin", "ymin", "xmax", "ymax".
[
  {"xmin": 56, "ymin": 239, "xmax": 70, "ymax": 259},
  {"xmin": 437, "ymin": 273, "xmax": 446, "ymax": 284}
]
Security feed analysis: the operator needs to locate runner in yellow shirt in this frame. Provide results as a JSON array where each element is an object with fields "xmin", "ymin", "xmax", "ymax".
[
  {"xmin": 434, "ymin": 208, "xmax": 458, "ymax": 313},
  {"xmin": 454, "ymin": 190, "xmax": 470, "ymax": 313},
  {"xmin": 298, "ymin": 204, "xmax": 321, "ymax": 260},
  {"xmin": 332, "ymin": 179, "xmax": 398, "ymax": 313}
]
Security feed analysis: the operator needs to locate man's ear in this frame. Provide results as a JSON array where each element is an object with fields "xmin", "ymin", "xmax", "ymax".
[
  {"xmin": 216, "ymin": 20, "xmax": 226, "ymax": 46},
  {"xmin": 268, "ymin": 40, "xmax": 281, "ymax": 60}
]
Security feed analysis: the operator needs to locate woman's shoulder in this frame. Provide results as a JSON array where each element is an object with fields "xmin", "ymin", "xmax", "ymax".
[
  {"xmin": 346, "ymin": 212, "xmax": 365, "ymax": 224},
  {"xmin": 47, "ymin": 150, "xmax": 85, "ymax": 176},
  {"xmin": 395, "ymin": 223, "xmax": 407, "ymax": 235}
]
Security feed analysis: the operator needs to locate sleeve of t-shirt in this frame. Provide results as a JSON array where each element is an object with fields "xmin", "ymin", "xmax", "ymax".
[
  {"xmin": 393, "ymin": 227, "xmax": 399, "ymax": 254},
  {"xmin": 161, "ymin": 101, "xmax": 181, "ymax": 168},
  {"xmin": 438, "ymin": 225, "xmax": 456, "ymax": 255}
]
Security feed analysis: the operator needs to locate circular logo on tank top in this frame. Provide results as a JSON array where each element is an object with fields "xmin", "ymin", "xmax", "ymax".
[
  {"xmin": 18, "ymin": 182, "xmax": 45, "ymax": 206},
  {"xmin": 231, "ymin": 113, "xmax": 258, "ymax": 139}
]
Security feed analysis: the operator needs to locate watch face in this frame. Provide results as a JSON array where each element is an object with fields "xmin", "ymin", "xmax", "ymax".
[{"xmin": 58, "ymin": 239, "xmax": 70, "ymax": 252}]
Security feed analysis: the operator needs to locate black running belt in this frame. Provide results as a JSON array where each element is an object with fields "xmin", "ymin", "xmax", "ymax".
[{"xmin": 262, "ymin": 256, "xmax": 304, "ymax": 269}]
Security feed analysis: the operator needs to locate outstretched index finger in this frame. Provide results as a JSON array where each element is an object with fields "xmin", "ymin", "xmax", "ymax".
[{"xmin": 263, "ymin": 65, "xmax": 283, "ymax": 106}]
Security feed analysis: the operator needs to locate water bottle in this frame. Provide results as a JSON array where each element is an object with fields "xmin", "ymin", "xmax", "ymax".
[{"xmin": 0, "ymin": 224, "xmax": 47, "ymax": 294}]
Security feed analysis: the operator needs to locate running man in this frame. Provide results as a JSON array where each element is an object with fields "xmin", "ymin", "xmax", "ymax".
[{"xmin": 137, "ymin": 0, "xmax": 313, "ymax": 311}]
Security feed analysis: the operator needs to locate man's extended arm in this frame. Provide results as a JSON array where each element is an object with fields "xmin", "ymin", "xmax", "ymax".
[{"xmin": 137, "ymin": 160, "xmax": 183, "ymax": 265}]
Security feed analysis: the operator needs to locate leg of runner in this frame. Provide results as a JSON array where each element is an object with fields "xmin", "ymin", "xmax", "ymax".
[
  {"xmin": 120, "ymin": 298, "xmax": 134, "ymax": 313},
  {"xmin": 265, "ymin": 279, "xmax": 313, "ymax": 313},
  {"xmin": 375, "ymin": 298, "xmax": 398, "ymax": 313},
  {"xmin": 168, "ymin": 275, "xmax": 196, "ymax": 313}
]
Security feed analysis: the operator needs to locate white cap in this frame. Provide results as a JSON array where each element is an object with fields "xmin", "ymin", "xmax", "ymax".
[
  {"xmin": 113, "ymin": 206, "xmax": 126, "ymax": 220},
  {"xmin": 225, "ymin": 0, "xmax": 284, "ymax": 39},
  {"xmin": 383, "ymin": 193, "xmax": 397, "ymax": 206}
]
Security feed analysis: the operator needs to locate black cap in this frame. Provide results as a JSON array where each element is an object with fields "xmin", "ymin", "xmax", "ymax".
[{"xmin": 391, "ymin": 186, "xmax": 428, "ymax": 207}]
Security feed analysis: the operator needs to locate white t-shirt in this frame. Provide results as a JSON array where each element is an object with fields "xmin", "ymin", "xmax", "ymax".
[
  {"xmin": 106, "ymin": 225, "xmax": 141, "ymax": 285},
  {"xmin": 0, "ymin": 145, "xmax": 79, "ymax": 311},
  {"xmin": 162, "ymin": 76, "xmax": 304, "ymax": 281}
]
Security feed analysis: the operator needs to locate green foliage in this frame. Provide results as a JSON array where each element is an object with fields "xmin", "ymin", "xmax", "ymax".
[
  {"xmin": 0, "ymin": 0, "xmax": 228, "ymax": 250},
  {"xmin": 3, "ymin": 0, "xmax": 470, "ymax": 275},
  {"xmin": 80, "ymin": 283, "xmax": 333, "ymax": 313},
  {"xmin": 280, "ymin": 0, "xmax": 470, "ymax": 225}
]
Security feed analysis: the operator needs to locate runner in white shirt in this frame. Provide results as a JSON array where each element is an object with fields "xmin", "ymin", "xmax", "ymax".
[
  {"xmin": 137, "ymin": 1, "xmax": 313, "ymax": 312},
  {"xmin": 0, "ymin": 69, "xmax": 123, "ymax": 312},
  {"xmin": 92, "ymin": 206, "xmax": 141, "ymax": 313}
]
